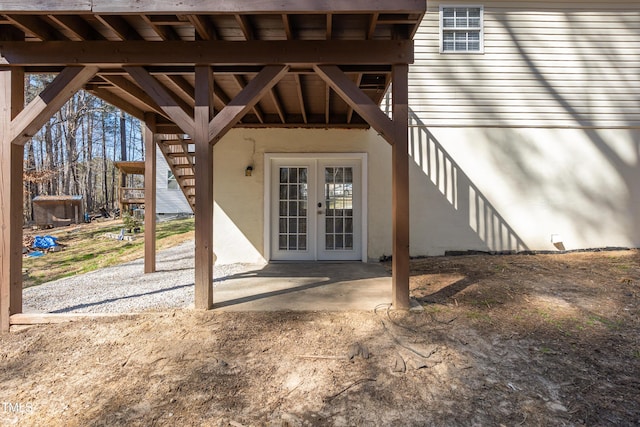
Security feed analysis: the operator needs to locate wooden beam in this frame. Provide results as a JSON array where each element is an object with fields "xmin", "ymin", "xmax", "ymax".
[
  {"xmin": 212, "ymin": 82, "xmax": 231, "ymax": 111},
  {"xmin": 391, "ymin": 64, "xmax": 410, "ymax": 310},
  {"xmin": 91, "ymin": 0, "xmax": 426, "ymax": 14},
  {"xmin": 188, "ymin": 15, "xmax": 216, "ymax": 41},
  {"xmin": 233, "ymin": 74, "xmax": 264, "ymax": 124},
  {"xmin": 326, "ymin": 13, "xmax": 333, "ymax": 40},
  {"xmin": 314, "ymin": 64, "xmax": 394, "ymax": 144},
  {"xmin": 166, "ymin": 74, "xmax": 195, "ymax": 105},
  {"xmin": 47, "ymin": 15, "xmax": 106, "ymax": 41},
  {"xmin": 0, "ymin": 68, "xmax": 24, "ymax": 332},
  {"xmin": 346, "ymin": 73, "xmax": 363, "ymax": 123},
  {"xmin": 10, "ymin": 66, "xmax": 98, "ymax": 146},
  {"xmin": 209, "ymin": 65, "xmax": 288, "ymax": 144},
  {"xmin": 0, "ymin": 2, "xmax": 92, "ymax": 12},
  {"xmin": 324, "ymin": 83, "xmax": 330, "ymax": 124},
  {"xmin": 269, "ymin": 86, "xmax": 286, "ymax": 124},
  {"xmin": 294, "ymin": 74, "xmax": 307, "ymax": 124},
  {"xmin": 95, "ymin": 15, "xmax": 143, "ymax": 41},
  {"xmin": 0, "ymin": 40, "xmax": 414, "ymax": 66},
  {"xmin": 5, "ymin": 15, "xmax": 68, "ymax": 41},
  {"xmin": 144, "ymin": 113, "xmax": 157, "ymax": 274},
  {"xmin": 281, "ymin": 14, "xmax": 292, "ymax": 40},
  {"xmin": 367, "ymin": 13, "xmax": 379, "ymax": 39},
  {"xmin": 9, "ymin": 312, "xmax": 133, "ymax": 325},
  {"xmin": 88, "ymin": 87, "xmax": 145, "ymax": 121},
  {"xmin": 125, "ymin": 66, "xmax": 194, "ymax": 135},
  {"xmin": 235, "ymin": 14, "xmax": 254, "ymax": 41},
  {"xmin": 194, "ymin": 65, "xmax": 214, "ymax": 310},
  {"xmin": 141, "ymin": 14, "xmax": 180, "ymax": 41},
  {"xmin": 101, "ymin": 75, "xmax": 168, "ymax": 117}
]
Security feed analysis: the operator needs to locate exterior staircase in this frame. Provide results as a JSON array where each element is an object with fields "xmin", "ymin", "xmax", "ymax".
[{"xmin": 157, "ymin": 135, "xmax": 196, "ymax": 213}]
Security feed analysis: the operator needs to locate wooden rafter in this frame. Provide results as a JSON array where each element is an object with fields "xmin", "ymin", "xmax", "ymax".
[
  {"xmin": 325, "ymin": 83, "xmax": 331, "ymax": 124},
  {"xmin": 101, "ymin": 75, "xmax": 168, "ymax": 117},
  {"xmin": 166, "ymin": 74, "xmax": 196, "ymax": 106},
  {"xmin": 212, "ymin": 82, "xmax": 231, "ymax": 109},
  {"xmin": 294, "ymin": 74, "xmax": 307, "ymax": 124},
  {"xmin": 346, "ymin": 73, "xmax": 363, "ymax": 123},
  {"xmin": 11, "ymin": 66, "xmax": 98, "ymax": 146},
  {"xmin": 326, "ymin": 13, "xmax": 333, "ymax": 40},
  {"xmin": 281, "ymin": 14, "xmax": 292, "ymax": 40},
  {"xmin": 235, "ymin": 14, "xmax": 254, "ymax": 40},
  {"xmin": 233, "ymin": 74, "xmax": 264, "ymax": 124},
  {"xmin": 95, "ymin": 15, "xmax": 142, "ymax": 41},
  {"xmin": 141, "ymin": 14, "xmax": 180, "ymax": 40},
  {"xmin": 188, "ymin": 15, "xmax": 216, "ymax": 40},
  {"xmin": 5, "ymin": 14, "xmax": 67, "ymax": 41},
  {"xmin": 209, "ymin": 64, "xmax": 288, "ymax": 144},
  {"xmin": 125, "ymin": 66, "xmax": 195, "ymax": 134},
  {"xmin": 0, "ymin": 40, "xmax": 414, "ymax": 66},
  {"xmin": 88, "ymin": 87, "xmax": 145, "ymax": 120},
  {"xmin": 47, "ymin": 15, "xmax": 106, "ymax": 41},
  {"xmin": 314, "ymin": 64, "xmax": 394, "ymax": 144},
  {"xmin": 367, "ymin": 13, "xmax": 379, "ymax": 39},
  {"xmin": 269, "ymin": 86, "xmax": 286, "ymax": 124}
]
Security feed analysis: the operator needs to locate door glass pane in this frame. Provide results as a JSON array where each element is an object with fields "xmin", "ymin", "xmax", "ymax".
[
  {"xmin": 324, "ymin": 166, "xmax": 354, "ymax": 251},
  {"xmin": 278, "ymin": 167, "xmax": 308, "ymax": 251}
]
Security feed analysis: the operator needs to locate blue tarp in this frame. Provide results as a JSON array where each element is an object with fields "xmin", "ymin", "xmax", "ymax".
[{"xmin": 32, "ymin": 235, "xmax": 58, "ymax": 249}]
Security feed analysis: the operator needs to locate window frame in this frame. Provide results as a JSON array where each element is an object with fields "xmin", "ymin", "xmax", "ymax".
[
  {"xmin": 167, "ymin": 170, "xmax": 179, "ymax": 190},
  {"xmin": 439, "ymin": 5, "xmax": 484, "ymax": 54}
]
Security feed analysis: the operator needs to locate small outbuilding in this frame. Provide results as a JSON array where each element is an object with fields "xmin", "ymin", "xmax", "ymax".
[{"xmin": 32, "ymin": 195, "xmax": 84, "ymax": 228}]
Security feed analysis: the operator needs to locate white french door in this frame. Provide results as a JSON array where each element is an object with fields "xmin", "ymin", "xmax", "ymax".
[{"xmin": 268, "ymin": 155, "xmax": 364, "ymax": 261}]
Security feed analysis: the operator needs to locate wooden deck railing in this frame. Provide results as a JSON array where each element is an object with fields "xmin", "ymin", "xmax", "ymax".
[{"xmin": 119, "ymin": 187, "xmax": 145, "ymax": 203}]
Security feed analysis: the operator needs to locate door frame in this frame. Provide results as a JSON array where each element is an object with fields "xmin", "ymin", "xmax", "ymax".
[{"xmin": 264, "ymin": 152, "xmax": 368, "ymax": 262}]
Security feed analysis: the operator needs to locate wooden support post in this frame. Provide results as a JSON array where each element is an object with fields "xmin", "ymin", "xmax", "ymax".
[
  {"xmin": 392, "ymin": 64, "xmax": 410, "ymax": 310},
  {"xmin": 144, "ymin": 113, "xmax": 157, "ymax": 274},
  {"xmin": 194, "ymin": 65, "xmax": 214, "ymax": 309},
  {"xmin": 1, "ymin": 68, "xmax": 25, "ymax": 332}
]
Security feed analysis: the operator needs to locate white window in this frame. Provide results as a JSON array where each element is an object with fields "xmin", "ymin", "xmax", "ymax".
[
  {"xmin": 167, "ymin": 171, "xmax": 179, "ymax": 190},
  {"xmin": 440, "ymin": 6, "xmax": 484, "ymax": 53}
]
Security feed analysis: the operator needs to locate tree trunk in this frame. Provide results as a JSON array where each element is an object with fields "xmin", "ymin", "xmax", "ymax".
[
  {"xmin": 85, "ymin": 105, "xmax": 94, "ymax": 213},
  {"xmin": 101, "ymin": 110, "xmax": 109, "ymax": 209}
]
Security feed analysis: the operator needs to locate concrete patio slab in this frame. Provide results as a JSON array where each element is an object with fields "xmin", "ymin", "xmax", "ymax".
[
  {"xmin": 213, "ymin": 262, "xmax": 392, "ymax": 311},
  {"xmin": 24, "ymin": 240, "xmax": 394, "ymax": 314}
]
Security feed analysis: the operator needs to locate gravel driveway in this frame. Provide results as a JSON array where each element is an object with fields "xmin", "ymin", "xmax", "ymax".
[{"xmin": 23, "ymin": 240, "xmax": 263, "ymax": 314}]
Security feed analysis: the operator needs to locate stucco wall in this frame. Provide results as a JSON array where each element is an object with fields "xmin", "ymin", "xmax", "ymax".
[
  {"xmin": 212, "ymin": 128, "xmax": 391, "ymax": 264},
  {"xmin": 408, "ymin": 125, "xmax": 640, "ymax": 254},
  {"xmin": 212, "ymin": 125, "xmax": 640, "ymax": 264}
]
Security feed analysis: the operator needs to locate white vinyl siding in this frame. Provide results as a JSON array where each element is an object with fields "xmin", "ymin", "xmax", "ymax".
[
  {"xmin": 411, "ymin": 1, "xmax": 640, "ymax": 127},
  {"xmin": 155, "ymin": 146, "xmax": 192, "ymax": 214}
]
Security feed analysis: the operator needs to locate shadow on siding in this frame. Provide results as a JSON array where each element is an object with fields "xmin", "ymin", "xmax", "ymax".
[{"xmin": 407, "ymin": 109, "xmax": 528, "ymax": 253}]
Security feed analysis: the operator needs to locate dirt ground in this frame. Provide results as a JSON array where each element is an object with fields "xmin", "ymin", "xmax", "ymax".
[{"xmin": 1, "ymin": 250, "xmax": 639, "ymax": 426}]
